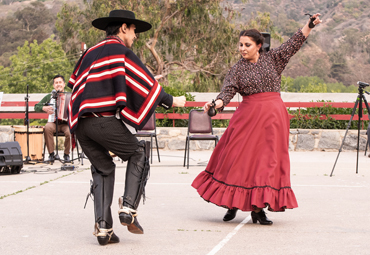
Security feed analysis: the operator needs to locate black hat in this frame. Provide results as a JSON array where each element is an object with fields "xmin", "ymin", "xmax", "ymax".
[{"xmin": 92, "ymin": 10, "xmax": 152, "ymax": 33}]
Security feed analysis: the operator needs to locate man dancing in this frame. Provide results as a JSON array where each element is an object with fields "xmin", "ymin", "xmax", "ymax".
[{"xmin": 67, "ymin": 10, "xmax": 186, "ymax": 245}]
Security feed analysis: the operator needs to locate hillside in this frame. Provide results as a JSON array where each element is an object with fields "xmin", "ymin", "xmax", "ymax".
[
  {"xmin": 1, "ymin": 0, "xmax": 370, "ymax": 86},
  {"xmin": 0, "ymin": 0, "xmax": 83, "ymax": 18},
  {"xmin": 233, "ymin": 0, "xmax": 370, "ymax": 85}
]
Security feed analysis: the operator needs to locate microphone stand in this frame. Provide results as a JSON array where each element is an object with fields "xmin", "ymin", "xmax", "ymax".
[
  {"xmin": 53, "ymin": 91, "xmax": 60, "ymax": 162},
  {"xmin": 24, "ymin": 84, "xmax": 33, "ymax": 164}
]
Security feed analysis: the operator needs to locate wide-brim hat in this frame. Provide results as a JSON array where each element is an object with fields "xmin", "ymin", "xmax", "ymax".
[{"xmin": 92, "ymin": 10, "xmax": 152, "ymax": 33}]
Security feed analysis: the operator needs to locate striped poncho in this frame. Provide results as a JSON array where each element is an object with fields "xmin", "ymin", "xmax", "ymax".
[{"xmin": 67, "ymin": 36, "xmax": 170, "ymax": 133}]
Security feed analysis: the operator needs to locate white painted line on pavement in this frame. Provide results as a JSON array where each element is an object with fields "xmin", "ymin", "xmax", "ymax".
[{"xmin": 207, "ymin": 216, "xmax": 251, "ymax": 255}]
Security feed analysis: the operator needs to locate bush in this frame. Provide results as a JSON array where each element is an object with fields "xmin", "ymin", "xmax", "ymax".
[
  {"xmin": 155, "ymin": 87, "xmax": 199, "ymax": 127},
  {"xmin": 155, "ymin": 87, "xmax": 229, "ymax": 128},
  {"xmin": 288, "ymin": 101, "xmax": 369, "ymax": 129}
]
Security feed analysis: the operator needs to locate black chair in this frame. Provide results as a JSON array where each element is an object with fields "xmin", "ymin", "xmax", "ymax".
[
  {"xmin": 183, "ymin": 109, "xmax": 219, "ymax": 169},
  {"xmin": 135, "ymin": 113, "xmax": 160, "ymax": 164},
  {"xmin": 43, "ymin": 131, "xmax": 83, "ymax": 164}
]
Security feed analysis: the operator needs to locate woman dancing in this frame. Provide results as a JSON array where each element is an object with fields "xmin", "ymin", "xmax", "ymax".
[{"xmin": 192, "ymin": 13, "xmax": 322, "ymax": 224}]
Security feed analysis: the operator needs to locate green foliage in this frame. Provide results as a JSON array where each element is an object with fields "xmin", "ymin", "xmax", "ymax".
[
  {"xmin": 274, "ymin": 13, "xmax": 301, "ymax": 37},
  {"xmin": 281, "ymin": 76, "xmax": 358, "ymax": 93},
  {"xmin": 299, "ymin": 83, "xmax": 327, "ymax": 93},
  {"xmin": 0, "ymin": 37, "xmax": 75, "ymax": 93},
  {"xmin": 212, "ymin": 119, "xmax": 230, "ymax": 128},
  {"xmin": 55, "ymin": 0, "xmax": 265, "ymax": 92},
  {"xmin": 154, "ymin": 86, "xmax": 229, "ymax": 127},
  {"xmin": 0, "ymin": 117, "xmax": 46, "ymax": 126},
  {"xmin": 247, "ymin": 12, "xmax": 283, "ymax": 43},
  {"xmin": 327, "ymin": 83, "xmax": 357, "ymax": 93},
  {"xmin": 289, "ymin": 101, "xmax": 369, "ymax": 129}
]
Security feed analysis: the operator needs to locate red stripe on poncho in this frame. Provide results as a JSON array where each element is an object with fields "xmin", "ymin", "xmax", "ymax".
[{"xmin": 67, "ymin": 37, "xmax": 166, "ymax": 133}]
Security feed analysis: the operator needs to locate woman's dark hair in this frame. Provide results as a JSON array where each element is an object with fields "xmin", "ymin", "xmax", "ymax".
[
  {"xmin": 106, "ymin": 22, "xmax": 132, "ymax": 36},
  {"xmin": 239, "ymin": 29, "xmax": 265, "ymax": 54}
]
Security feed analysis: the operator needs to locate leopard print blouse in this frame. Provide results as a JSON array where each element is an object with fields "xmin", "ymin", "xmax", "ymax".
[{"xmin": 216, "ymin": 29, "xmax": 307, "ymax": 110}]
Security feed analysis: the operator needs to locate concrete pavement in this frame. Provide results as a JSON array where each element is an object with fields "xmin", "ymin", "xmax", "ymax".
[{"xmin": 0, "ymin": 150, "xmax": 370, "ymax": 255}]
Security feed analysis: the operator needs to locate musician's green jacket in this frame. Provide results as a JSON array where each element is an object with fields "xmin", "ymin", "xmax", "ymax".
[{"xmin": 34, "ymin": 93, "xmax": 52, "ymax": 112}]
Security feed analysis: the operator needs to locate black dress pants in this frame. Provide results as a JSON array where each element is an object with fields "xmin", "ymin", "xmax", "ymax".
[{"xmin": 75, "ymin": 117, "xmax": 138, "ymax": 175}]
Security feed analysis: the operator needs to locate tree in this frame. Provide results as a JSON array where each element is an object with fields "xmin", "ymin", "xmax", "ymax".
[
  {"xmin": 0, "ymin": 1, "xmax": 56, "ymax": 66},
  {"xmin": 15, "ymin": 1, "xmax": 54, "ymax": 32},
  {"xmin": 56, "ymin": 0, "xmax": 262, "ymax": 92},
  {"xmin": 0, "ymin": 17, "xmax": 23, "ymax": 57},
  {"xmin": 281, "ymin": 75, "xmax": 294, "ymax": 92},
  {"xmin": 299, "ymin": 82, "xmax": 327, "ymax": 93},
  {"xmin": 247, "ymin": 12, "xmax": 282, "ymax": 43},
  {"xmin": 290, "ymin": 76, "xmax": 325, "ymax": 92},
  {"xmin": 329, "ymin": 50, "xmax": 350, "ymax": 84},
  {"xmin": 0, "ymin": 37, "xmax": 75, "ymax": 93}
]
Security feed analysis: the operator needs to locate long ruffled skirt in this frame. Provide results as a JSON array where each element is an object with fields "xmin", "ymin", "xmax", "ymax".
[{"xmin": 191, "ymin": 92, "xmax": 298, "ymax": 212}]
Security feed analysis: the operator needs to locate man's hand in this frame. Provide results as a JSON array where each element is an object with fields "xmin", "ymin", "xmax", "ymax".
[
  {"xmin": 42, "ymin": 106, "xmax": 54, "ymax": 115},
  {"xmin": 154, "ymin": 75, "xmax": 163, "ymax": 81},
  {"xmin": 172, "ymin": 96, "xmax": 186, "ymax": 107}
]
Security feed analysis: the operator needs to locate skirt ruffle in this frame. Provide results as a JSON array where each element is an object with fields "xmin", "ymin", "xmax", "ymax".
[{"xmin": 192, "ymin": 171, "xmax": 297, "ymax": 212}]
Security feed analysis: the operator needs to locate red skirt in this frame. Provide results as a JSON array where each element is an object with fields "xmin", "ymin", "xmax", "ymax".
[{"xmin": 192, "ymin": 92, "xmax": 298, "ymax": 212}]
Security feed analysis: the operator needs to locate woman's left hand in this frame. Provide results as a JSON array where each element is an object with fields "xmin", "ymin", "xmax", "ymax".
[
  {"xmin": 203, "ymin": 99, "xmax": 223, "ymax": 113},
  {"xmin": 302, "ymin": 13, "xmax": 322, "ymax": 37},
  {"xmin": 310, "ymin": 13, "xmax": 322, "ymax": 27}
]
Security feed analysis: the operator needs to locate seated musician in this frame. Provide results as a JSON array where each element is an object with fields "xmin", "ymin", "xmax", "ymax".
[{"xmin": 34, "ymin": 74, "xmax": 71, "ymax": 163}]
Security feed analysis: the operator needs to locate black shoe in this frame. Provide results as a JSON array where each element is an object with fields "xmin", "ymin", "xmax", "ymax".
[
  {"xmin": 48, "ymin": 153, "xmax": 55, "ymax": 164},
  {"xmin": 251, "ymin": 209, "xmax": 273, "ymax": 225},
  {"xmin": 223, "ymin": 208, "xmax": 238, "ymax": 221},
  {"xmin": 118, "ymin": 198, "xmax": 144, "ymax": 234},
  {"xmin": 94, "ymin": 221, "xmax": 120, "ymax": 245},
  {"xmin": 63, "ymin": 154, "xmax": 71, "ymax": 163}
]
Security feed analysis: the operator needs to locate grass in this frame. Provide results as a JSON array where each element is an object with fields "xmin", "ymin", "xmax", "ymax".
[
  {"xmin": 0, "ymin": 170, "xmax": 82, "ymax": 200},
  {"xmin": 0, "ymin": 186, "xmax": 37, "ymax": 199}
]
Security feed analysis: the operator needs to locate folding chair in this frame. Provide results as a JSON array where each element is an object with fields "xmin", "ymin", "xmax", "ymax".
[
  {"xmin": 183, "ymin": 109, "xmax": 219, "ymax": 169},
  {"xmin": 135, "ymin": 113, "xmax": 160, "ymax": 164},
  {"xmin": 43, "ymin": 131, "xmax": 83, "ymax": 164}
]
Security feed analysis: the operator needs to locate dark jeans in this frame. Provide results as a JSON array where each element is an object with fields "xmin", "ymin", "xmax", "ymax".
[{"xmin": 75, "ymin": 117, "xmax": 138, "ymax": 175}]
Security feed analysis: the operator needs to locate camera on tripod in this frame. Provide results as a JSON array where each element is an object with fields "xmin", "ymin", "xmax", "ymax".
[
  {"xmin": 331, "ymin": 80, "xmax": 370, "ymax": 176},
  {"xmin": 357, "ymin": 81, "xmax": 369, "ymax": 88}
]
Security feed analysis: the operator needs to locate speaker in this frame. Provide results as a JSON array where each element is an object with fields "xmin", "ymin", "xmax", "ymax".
[
  {"xmin": 0, "ymin": 141, "xmax": 23, "ymax": 174},
  {"xmin": 261, "ymin": 32, "xmax": 270, "ymax": 52}
]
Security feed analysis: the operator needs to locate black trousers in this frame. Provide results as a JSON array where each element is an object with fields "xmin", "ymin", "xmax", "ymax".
[{"xmin": 75, "ymin": 117, "xmax": 138, "ymax": 175}]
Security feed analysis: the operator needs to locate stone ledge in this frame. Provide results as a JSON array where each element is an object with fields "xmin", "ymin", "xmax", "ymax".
[
  {"xmin": 0, "ymin": 126, "xmax": 368, "ymax": 152},
  {"xmin": 151, "ymin": 128, "xmax": 369, "ymax": 152}
]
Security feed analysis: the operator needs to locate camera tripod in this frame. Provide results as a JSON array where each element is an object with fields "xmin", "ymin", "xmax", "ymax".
[{"xmin": 330, "ymin": 81, "xmax": 370, "ymax": 176}]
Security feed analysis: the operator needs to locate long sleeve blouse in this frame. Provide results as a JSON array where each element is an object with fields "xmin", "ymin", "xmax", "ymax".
[{"xmin": 216, "ymin": 29, "xmax": 307, "ymax": 110}]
